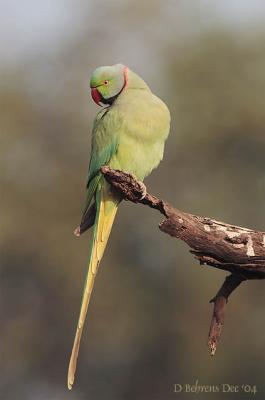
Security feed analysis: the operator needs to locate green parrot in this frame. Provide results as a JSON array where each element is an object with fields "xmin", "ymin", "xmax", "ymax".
[{"xmin": 68, "ymin": 63, "xmax": 170, "ymax": 389}]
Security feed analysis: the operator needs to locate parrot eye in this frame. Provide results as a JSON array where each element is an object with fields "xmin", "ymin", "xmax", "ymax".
[{"xmin": 104, "ymin": 80, "xmax": 109, "ymax": 85}]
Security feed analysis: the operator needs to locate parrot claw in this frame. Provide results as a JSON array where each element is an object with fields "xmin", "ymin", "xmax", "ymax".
[
  {"xmin": 129, "ymin": 173, "xmax": 147, "ymax": 200},
  {"xmin": 138, "ymin": 181, "xmax": 147, "ymax": 200},
  {"xmin": 74, "ymin": 226, "xmax": 81, "ymax": 237}
]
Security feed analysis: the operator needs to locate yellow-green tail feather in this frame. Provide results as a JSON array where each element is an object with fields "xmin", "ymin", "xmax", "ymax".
[{"xmin": 67, "ymin": 182, "xmax": 119, "ymax": 390}]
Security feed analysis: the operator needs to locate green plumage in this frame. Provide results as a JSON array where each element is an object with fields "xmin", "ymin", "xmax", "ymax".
[
  {"xmin": 68, "ymin": 64, "xmax": 171, "ymax": 389},
  {"xmin": 82, "ymin": 66, "xmax": 170, "ymax": 217}
]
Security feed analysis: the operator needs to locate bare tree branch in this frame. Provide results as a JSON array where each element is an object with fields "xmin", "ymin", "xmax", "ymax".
[
  {"xmin": 101, "ymin": 166, "xmax": 265, "ymax": 354},
  {"xmin": 208, "ymin": 274, "xmax": 246, "ymax": 355}
]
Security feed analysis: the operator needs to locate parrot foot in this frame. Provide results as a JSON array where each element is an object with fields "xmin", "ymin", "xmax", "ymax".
[
  {"xmin": 129, "ymin": 173, "xmax": 147, "ymax": 199},
  {"xmin": 137, "ymin": 181, "xmax": 147, "ymax": 200},
  {"xmin": 74, "ymin": 226, "xmax": 81, "ymax": 237}
]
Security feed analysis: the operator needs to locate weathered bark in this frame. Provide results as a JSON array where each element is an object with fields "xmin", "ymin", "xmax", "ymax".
[
  {"xmin": 101, "ymin": 166, "xmax": 265, "ymax": 354},
  {"xmin": 208, "ymin": 274, "xmax": 246, "ymax": 355}
]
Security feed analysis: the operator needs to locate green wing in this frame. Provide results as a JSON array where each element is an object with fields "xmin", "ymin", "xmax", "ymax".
[{"xmin": 80, "ymin": 108, "xmax": 120, "ymax": 229}]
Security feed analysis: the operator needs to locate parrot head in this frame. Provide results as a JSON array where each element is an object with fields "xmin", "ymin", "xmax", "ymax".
[{"xmin": 90, "ymin": 63, "xmax": 128, "ymax": 106}]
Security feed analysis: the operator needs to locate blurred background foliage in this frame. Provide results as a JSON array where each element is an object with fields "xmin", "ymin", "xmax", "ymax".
[{"xmin": 1, "ymin": 1, "xmax": 265, "ymax": 399}]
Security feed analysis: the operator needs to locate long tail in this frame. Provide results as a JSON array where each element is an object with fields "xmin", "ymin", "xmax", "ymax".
[{"xmin": 67, "ymin": 181, "xmax": 119, "ymax": 390}]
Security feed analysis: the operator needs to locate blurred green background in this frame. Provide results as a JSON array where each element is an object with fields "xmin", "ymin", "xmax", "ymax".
[{"xmin": 1, "ymin": 1, "xmax": 265, "ymax": 399}]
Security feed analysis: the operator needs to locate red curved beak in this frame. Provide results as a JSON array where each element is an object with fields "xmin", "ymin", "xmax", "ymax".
[{"xmin": 91, "ymin": 87, "xmax": 102, "ymax": 106}]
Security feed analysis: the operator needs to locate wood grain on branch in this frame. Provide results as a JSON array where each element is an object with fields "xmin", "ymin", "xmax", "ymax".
[{"xmin": 101, "ymin": 166, "xmax": 265, "ymax": 353}]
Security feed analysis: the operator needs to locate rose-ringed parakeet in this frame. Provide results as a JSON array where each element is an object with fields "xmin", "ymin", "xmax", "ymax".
[{"xmin": 68, "ymin": 64, "xmax": 170, "ymax": 389}]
